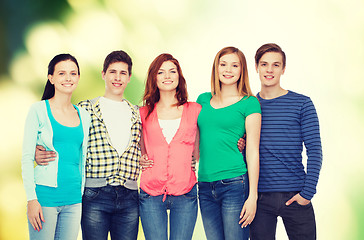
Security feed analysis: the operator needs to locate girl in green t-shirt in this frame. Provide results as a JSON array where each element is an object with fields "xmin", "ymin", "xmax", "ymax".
[{"xmin": 197, "ymin": 46, "xmax": 261, "ymax": 240}]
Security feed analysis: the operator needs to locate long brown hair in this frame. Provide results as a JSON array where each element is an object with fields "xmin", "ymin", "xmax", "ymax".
[
  {"xmin": 211, "ymin": 47, "xmax": 253, "ymax": 99},
  {"xmin": 143, "ymin": 53, "xmax": 188, "ymax": 119}
]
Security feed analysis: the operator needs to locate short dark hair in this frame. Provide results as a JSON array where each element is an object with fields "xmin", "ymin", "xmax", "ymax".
[
  {"xmin": 103, "ymin": 50, "xmax": 132, "ymax": 75},
  {"xmin": 42, "ymin": 53, "xmax": 79, "ymax": 100},
  {"xmin": 255, "ymin": 43, "xmax": 286, "ymax": 68}
]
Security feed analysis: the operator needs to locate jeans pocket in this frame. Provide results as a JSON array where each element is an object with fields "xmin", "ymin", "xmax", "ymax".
[
  {"xmin": 257, "ymin": 192, "xmax": 264, "ymax": 202},
  {"xmin": 129, "ymin": 189, "xmax": 139, "ymax": 201},
  {"xmin": 292, "ymin": 201, "xmax": 312, "ymax": 208},
  {"xmin": 139, "ymin": 189, "xmax": 151, "ymax": 200},
  {"xmin": 221, "ymin": 174, "xmax": 245, "ymax": 185},
  {"xmin": 83, "ymin": 187, "xmax": 100, "ymax": 200},
  {"xmin": 183, "ymin": 185, "xmax": 197, "ymax": 199}
]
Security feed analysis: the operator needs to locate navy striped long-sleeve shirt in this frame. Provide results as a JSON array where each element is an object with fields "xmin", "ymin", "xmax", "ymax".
[{"xmin": 257, "ymin": 91, "xmax": 322, "ymax": 200}]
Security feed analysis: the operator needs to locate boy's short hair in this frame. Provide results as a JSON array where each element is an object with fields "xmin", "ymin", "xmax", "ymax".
[
  {"xmin": 103, "ymin": 50, "xmax": 132, "ymax": 75},
  {"xmin": 255, "ymin": 43, "xmax": 286, "ymax": 68}
]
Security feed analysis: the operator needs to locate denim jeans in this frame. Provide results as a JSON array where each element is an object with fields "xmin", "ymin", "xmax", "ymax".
[
  {"xmin": 139, "ymin": 184, "xmax": 198, "ymax": 240},
  {"xmin": 28, "ymin": 203, "xmax": 81, "ymax": 240},
  {"xmin": 198, "ymin": 174, "xmax": 249, "ymax": 240},
  {"xmin": 250, "ymin": 192, "xmax": 316, "ymax": 240},
  {"xmin": 81, "ymin": 185, "xmax": 139, "ymax": 240}
]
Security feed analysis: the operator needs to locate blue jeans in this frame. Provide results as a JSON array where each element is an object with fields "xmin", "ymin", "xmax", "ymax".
[
  {"xmin": 250, "ymin": 192, "xmax": 316, "ymax": 240},
  {"xmin": 28, "ymin": 203, "xmax": 81, "ymax": 240},
  {"xmin": 81, "ymin": 185, "xmax": 139, "ymax": 240},
  {"xmin": 139, "ymin": 185, "xmax": 198, "ymax": 240},
  {"xmin": 198, "ymin": 174, "xmax": 249, "ymax": 240}
]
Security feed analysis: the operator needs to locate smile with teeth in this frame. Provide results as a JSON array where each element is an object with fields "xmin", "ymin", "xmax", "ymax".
[
  {"xmin": 112, "ymin": 83, "xmax": 122, "ymax": 87},
  {"xmin": 223, "ymin": 74, "xmax": 234, "ymax": 79},
  {"xmin": 264, "ymin": 75, "xmax": 274, "ymax": 79},
  {"xmin": 162, "ymin": 80, "xmax": 173, "ymax": 84},
  {"xmin": 62, "ymin": 83, "xmax": 73, "ymax": 87}
]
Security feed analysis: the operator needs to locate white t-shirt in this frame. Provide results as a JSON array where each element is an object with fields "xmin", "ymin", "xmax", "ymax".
[
  {"xmin": 99, "ymin": 97, "xmax": 132, "ymax": 156},
  {"xmin": 158, "ymin": 118, "xmax": 181, "ymax": 144}
]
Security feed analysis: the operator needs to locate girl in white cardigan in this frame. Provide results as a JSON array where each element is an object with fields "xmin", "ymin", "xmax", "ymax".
[{"xmin": 21, "ymin": 54, "xmax": 90, "ymax": 240}]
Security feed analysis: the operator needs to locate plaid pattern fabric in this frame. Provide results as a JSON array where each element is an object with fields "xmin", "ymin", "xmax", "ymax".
[{"xmin": 78, "ymin": 97, "xmax": 141, "ymax": 186}]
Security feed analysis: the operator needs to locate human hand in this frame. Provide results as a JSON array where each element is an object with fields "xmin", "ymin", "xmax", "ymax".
[
  {"xmin": 35, "ymin": 145, "xmax": 56, "ymax": 166},
  {"xmin": 239, "ymin": 196, "xmax": 257, "ymax": 228},
  {"xmin": 27, "ymin": 199, "xmax": 44, "ymax": 231},
  {"xmin": 140, "ymin": 154, "xmax": 153, "ymax": 171},
  {"xmin": 285, "ymin": 193, "xmax": 310, "ymax": 206},
  {"xmin": 237, "ymin": 134, "xmax": 246, "ymax": 152}
]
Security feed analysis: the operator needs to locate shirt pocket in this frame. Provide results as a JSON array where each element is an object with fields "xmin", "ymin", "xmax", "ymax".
[{"xmin": 180, "ymin": 126, "xmax": 197, "ymax": 145}]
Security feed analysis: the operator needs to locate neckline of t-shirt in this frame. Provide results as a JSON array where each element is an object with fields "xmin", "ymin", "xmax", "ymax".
[
  {"xmin": 45, "ymin": 99, "xmax": 81, "ymax": 128},
  {"xmin": 209, "ymin": 95, "xmax": 248, "ymax": 110},
  {"xmin": 100, "ymin": 96, "xmax": 127, "ymax": 105},
  {"xmin": 257, "ymin": 90, "xmax": 291, "ymax": 101},
  {"xmin": 158, "ymin": 118, "xmax": 181, "ymax": 122}
]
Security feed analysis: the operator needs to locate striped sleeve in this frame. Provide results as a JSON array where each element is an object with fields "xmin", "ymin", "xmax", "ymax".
[{"xmin": 300, "ymin": 98, "xmax": 323, "ymax": 200}]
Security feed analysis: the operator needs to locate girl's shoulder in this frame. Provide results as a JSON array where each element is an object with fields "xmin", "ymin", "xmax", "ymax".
[
  {"xmin": 28, "ymin": 100, "xmax": 47, "ymax": 113},
  {"xmin": 196, "ymin": 92, "xmax": 212, "ymax": 104},
  {"xmin": 186, "ymin": 101, "xmax": 202, "ymax": 109},
  {"xmin": 185, "ymin": 101, "xmax": 202, "ymax": 116}
]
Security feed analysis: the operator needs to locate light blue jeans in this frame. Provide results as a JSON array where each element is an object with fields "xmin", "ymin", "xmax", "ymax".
[
  {"xmin": 139, "ymin": 185, "xmax": 198, "ymax": 240},
  {"xmin": 28, "ymin": 203, "xmax": 81, "ymax": 240}
]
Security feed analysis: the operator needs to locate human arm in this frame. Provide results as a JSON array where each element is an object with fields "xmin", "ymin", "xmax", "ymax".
[
  {"xmin": 239, "ymin": 113, "xmax": 261, "ymax": 227},
  {"xmin": 21, "ymin": 105, "xmax": 41, "ymax": 202},
  {"xmin": 139, "ymin": 127, "xmax": 153, "ymax": 170},
  {"xmin": 191, "ymin": 128, "xmax": 200, "ymax": 171},
  {"xmin": 287, "ymin": 98, "xmax": 322, "ymax": 203},
  {"xmin": 21, "ymin": 104, "xmax": 45, "ymax": 230}
]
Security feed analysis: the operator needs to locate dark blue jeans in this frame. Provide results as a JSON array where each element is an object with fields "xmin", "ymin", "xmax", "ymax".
[
  {"xmin": 198, "ymin": 174, "xmax": 249, "ymax": 240},
  {"xmin": 81, "ymin": 185, "xmax": 139, "ymax": 240},
  {"xmin": 139, "ymin": 185, "xmax": 198, "ymax": 240},
  {"xmin": 250, "ymin": 192, "xmax": 316, "ymax": 240}
]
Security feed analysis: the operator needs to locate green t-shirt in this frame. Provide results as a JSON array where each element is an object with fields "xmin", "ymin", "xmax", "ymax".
[{"xmin": 197, "ymin": 92, "xmax": 261, "ymax": 182}]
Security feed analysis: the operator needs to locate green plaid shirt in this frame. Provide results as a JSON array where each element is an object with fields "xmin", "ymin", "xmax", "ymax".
[{"xmin": 78, "ymin": 97, "xmax": 141, "ymax": 186}]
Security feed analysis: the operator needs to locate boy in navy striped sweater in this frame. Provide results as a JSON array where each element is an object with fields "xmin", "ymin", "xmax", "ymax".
[{"xmin": 250, "ymin": 43, "xmax": 322, "ymax": 240}]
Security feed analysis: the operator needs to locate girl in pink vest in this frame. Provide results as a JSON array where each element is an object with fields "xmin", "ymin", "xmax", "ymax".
[{"xmin": 139, "ymin": 53, "xmax": 201, "ymax": 240}]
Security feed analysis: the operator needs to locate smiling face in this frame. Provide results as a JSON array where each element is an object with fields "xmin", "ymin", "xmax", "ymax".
[
  {"xmin": 48, "ymin": 60, "xmax": 80, "ymax": 95},
  {"xmin": 256, "ymin": 51, "xmax": 285, "ymax": 89},
  {"xmin": 218, "ymin": 53, "xmax": 241, "ymax": 87},
  {"xmin": 102, "ymin": 61, "xmax": 131, "ymax": 101},
  {"xmin": 156, "ymin": 61, "xmax": 179, "ymax": 93}
]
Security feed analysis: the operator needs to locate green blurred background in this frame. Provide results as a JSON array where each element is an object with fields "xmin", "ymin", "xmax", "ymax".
[{"xmin": 1, "ymin": 0, "xmax": 363, "ymax": 239}]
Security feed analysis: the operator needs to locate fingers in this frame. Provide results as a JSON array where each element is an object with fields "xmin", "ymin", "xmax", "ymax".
[
  {"xmin": 191, "ymin": 155, "xmax": 197, "ymax": 171},
  {"xmin": 34, "ymin": 215, "xmax": 43, "ymax": 231},
  {"xmin": 35, "ymin": 147, "xmax": 56, "ymax": 166},
  {"xmin": 285, "ymin": 197, "xmax": 295, "ymax": 206},
  {"xmin": 27, "ymin": 200, "xmax": 43, "ymax": 231},
  {"xmin": 286, "ymin": 193, "xmax": 310, "ymax": 206},
  {"xmin": 237, "ymin": 138, "xmax": 246, "ymax": 151},
  {"xmin": 36, "ymin": 145, "xmax": 46, "ymax": 151},
  {"xmin": 40, "ymin": 208, "xmax": 45, "ymax": 222},
  {"xmin": 140, "ymin": 155, "xmax": 153, "ymax": 170},
  {"xmin": 239, "ymin": 208, "xmax": 254, "ymax": 228}
]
